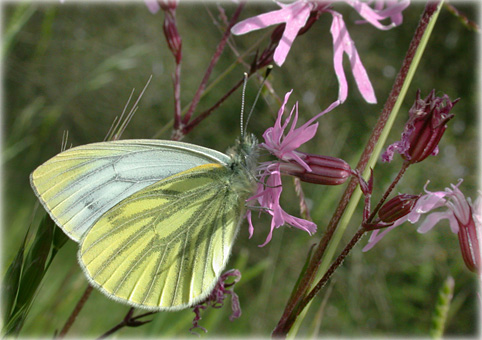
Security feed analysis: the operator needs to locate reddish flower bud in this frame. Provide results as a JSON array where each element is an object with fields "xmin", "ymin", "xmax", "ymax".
[
  {"xmin": 159, "ymin": 0, "xmax": 178, "ymax": 11},
  {"xmin": 457, "ymin": 207, "xmax": 481, "ymax": 274},
  {"xmin": 161, "ymin": 1, "xmax": 182, "ymax": 63},
  {"xmin": 378, "ymin": 194, "xmax": 420, "ymax": 223},
  {"xmin": 280, "ymin": 154, "xmax": 352, "ymax": 185},
  {"xmin": 383, "ymin": 89, "xmax": 459, "ymax": 164}
]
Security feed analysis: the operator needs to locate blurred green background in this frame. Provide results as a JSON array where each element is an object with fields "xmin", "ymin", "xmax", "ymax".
[{"xmin": 2, "ymin": 1, "xmax": 479, "ymax": 338}]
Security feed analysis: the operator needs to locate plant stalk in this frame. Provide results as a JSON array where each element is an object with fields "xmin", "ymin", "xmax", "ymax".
[
  {"xmin": 272, "ymin": 2, "xmax": 443, "ymax": 337},
  {"xmin": 57, "ymin": 285, "xmax": 93, "ymax": 338}
]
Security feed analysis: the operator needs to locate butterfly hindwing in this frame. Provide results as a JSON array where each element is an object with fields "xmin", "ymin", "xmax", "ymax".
[
  {"xmin": 78, "ymin": 163, "xmax": 245, "ymax": 310},
  {"xmin": 30, "ymin": 140, "xmax": 230, "ymax": 241}
]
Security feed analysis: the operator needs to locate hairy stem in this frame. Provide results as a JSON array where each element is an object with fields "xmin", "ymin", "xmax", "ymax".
[
  {"xmin": 272, "ymin": 2, "xmax": 442, "ymax": 337},
  {"xmin": 300, "ymin": 228, "xmax": 366, "ymax": 314}
]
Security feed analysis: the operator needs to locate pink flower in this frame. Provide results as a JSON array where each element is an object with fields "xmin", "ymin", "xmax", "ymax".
[
  {"xmin": 363, "ymin": 180, "xmax": 482, "ymax": 274},
  {"xmin": 247, "ymin": 91, "xmax": 342, "ymax": 246},
  {"xmin": 232, "ymin": 1, "xmax": 409, "ymax": 104},
  {"xmin": 190, "ymin": 269, "xmax": 242, "ymax": 333},
  {"xmin": 144, "ymin": 0, "xmax": 160, "ymax": 14},
  {"xmin": 232, "ymin": 1, "xmax": 321, "ymax": 67},
  {"xmin": 261, "ymin": 90, "xmax": 340, "ymax": 168},
  {"xmin": 247, "ymin": 163, "xmax": 318, "ymax": 247}
]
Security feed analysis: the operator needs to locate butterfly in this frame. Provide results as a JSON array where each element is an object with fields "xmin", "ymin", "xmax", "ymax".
[{"xmin": 30, "ymin": 135, "xmax": 258, "ymax": 311}]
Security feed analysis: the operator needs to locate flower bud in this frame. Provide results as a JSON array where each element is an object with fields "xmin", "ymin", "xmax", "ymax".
[
  {"xmin": 382, "ymin": 90, "xmax": 459, "ymax": 164},
  {"xmin": 406, "ymin": 90, "xmax": 457, "ymax": 163},
  {"xmin": 280, "ymin": 154, "xmax": 352, "ymax": 185},
  {"xmin": 457, "ymin": 207, "xmax": 481, "ymax": 274},
  {"xmin": 159, "ymin": 0, "xmax": 178, "ymax": 11},
  {"xmin": 254, "ymin": 24, "xmax": 284, "ymax": 70},
  {"xmin": 378, "ymin": 194, "xmax": 420, "ymax": 223},
  {"xmin": 161, "ymin": 1, "xmax": 182, "ymax": 63}
]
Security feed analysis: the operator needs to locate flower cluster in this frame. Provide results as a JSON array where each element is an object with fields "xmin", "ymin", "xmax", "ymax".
[
  {"xmin": 232, "ymin": 0, "xmax": 410, "ymax": 104},
  {"xmin": 363, "ymin": 180, "xmax": 481, "ymax": 274},
  {"xmin": 190, "ymin": 269, "xmax": 242, "ymax": 334},
  {"xmin": 247, "ymin": 91, "xmax": 352, "ymax": 246}
]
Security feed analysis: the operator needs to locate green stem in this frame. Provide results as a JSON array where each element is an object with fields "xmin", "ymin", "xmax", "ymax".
[
  {"xmin": 272, "ymin": 2, "xmax": 444, "ymax": 337},
  {"xmin": 299, "ymin": 228, "xmax": 366, "ymax": 315}
]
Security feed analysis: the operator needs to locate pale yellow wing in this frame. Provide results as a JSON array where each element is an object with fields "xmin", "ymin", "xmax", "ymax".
[
  {"xmin": 78, "ymin": 163, "xmax": 245, "ymax": 310},
  {"xmin": 30, "ymin": 140, "xmax": 230, "ymax": 241}
]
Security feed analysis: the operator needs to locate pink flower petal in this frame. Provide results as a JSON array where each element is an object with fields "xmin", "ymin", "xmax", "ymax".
[
  {"xmin": 362, "ymin": 214, "xmax": 409, "ymax": 251},
  {"xmin": 329, "ymin": 11, "xmax": 376, "ymax": 104},
  {"xmin": 363, "ymin": 225, "xmax": 395, "ymax": 251},
  {"xmin": 273, "ymin": 2, "xmax": 312, "ymax": 65},
  {"xmin": 348, "ymin": 0, "xmax": 410, "ymax": 30},
  {"xmin": 231, "ymin": 8, "xmax": 288, "ymax": 34},
  {"xmin": 247, "ymin": 162, "xmax": 317, "ymax": 246},
  {"xmin": 330, "ymin": 12, "xmax": 349, "ymax": 103},
  {"xmin": 364, "ymin": 180, "xmax": 475, "ymax": 250},
  {"xmin": 417, "ymin": 211, "xmax": 453, "ymax": 234},
  {"xmin": 144, "ymin": 0, "xmax": 161, "ymax": 14}
]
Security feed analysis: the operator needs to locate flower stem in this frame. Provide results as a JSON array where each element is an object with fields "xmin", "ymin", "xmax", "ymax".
[
  {"xmin": 368, "ymin": 161, "xmax": 410, "ymax": 221},
  {"xmin": 272, "ymin": 2, "xmax": 443, "ymax": 337},
  {"xmin": 180, "ymin": 2, "xmax": 245, "ymax": 130},
  {"xmin": 57, "ymin": 285, "xmax": 93, "ymax": 338},
  {"xmin": 299, "ymin": 228, "xmax": 366, "ymax": 317},
  {"xmin": 184, "ymin": 75, "xmax": 245, "ymax": 135},
  {"xmin": 97, "ymin": 308, "xmax": 156, "ymax": 339},
  {"xmin": 172, "ymin": 60, "xmax": 182, "ymax": 137}
]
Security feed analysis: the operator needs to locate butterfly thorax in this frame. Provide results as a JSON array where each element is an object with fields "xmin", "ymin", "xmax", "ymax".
[{"xmin": 225, "ymin": 133, "xmax": 259, "ymax": 195}]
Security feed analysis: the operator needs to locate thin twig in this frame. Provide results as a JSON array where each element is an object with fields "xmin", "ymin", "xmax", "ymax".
[
  {"xmin": 57, "ymin": 285, "xmax": 93, "ymax": 338},
  {"xmin": 184, "ymin": 76, "xmax": 245, "ymax": 134},
  {"xmin": 97, "ymin": 308, "xmax": 157, "ymax": 339},
  {"xmin": 180, "ymin": 1, "xmax": 245, "ymax": 128},
  {"xmin": 300, "ymin": 228, "xmax": 366, "ymax": 313},
  {"xmin": 368, "ymin": 161, "xmax": 410, "ymax": 221}
]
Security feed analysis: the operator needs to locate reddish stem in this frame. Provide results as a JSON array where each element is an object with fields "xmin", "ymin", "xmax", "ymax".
[
  {"xmin": 172, "ymin": 61, "xmax": 182, "ymax": 137},
  {"xmin": 368, "ymin": 161, "xmax": 410, "ymax": 221},
  {"xmin": 272, "ymin": 2, "xmax": 441, "ymax": 337},
  {"xmin": 57, "ymin": 285, "xmax": 93, "ymax": 338},
  {"xmin": 184, "ymin": 76, "xmax": 245, "ymax": 135},
  {"xmin": 180, "ymin": 2, "xmax": 245, "ymax": 130}
]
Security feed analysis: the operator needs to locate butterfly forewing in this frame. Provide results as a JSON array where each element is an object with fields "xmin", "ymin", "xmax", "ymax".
[
  {"xmin": 78, "ymin": 163, "xmax": 247, "ymax": 310},
  {"xmin": 30, "ymin": 140, "xmax": 230, "ymax": 241}
]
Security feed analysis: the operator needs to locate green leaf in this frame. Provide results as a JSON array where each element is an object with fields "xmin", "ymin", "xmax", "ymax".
[
  {"xmin": 3, "ymin": 214, "xmax": 57, "ymax": 337},
  {"xmin": 1, "ymin": 230, "xmax": 28, "ymax": 323},
  {"xmin": 2, "ymin": 304, "xmax": 29, "ymax": 336},
  {"xmin": 14, "ymin": 215, "xmax": 55, "ymax": 309},
  {"xmin": 46, "ymin": 223, "xmax": 69, "ymax": 270},
  {"xmin": 2, "ymin": 3, "xmax": 36, "ymax": 57}
]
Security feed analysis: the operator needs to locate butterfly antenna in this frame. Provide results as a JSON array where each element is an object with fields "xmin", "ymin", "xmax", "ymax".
[
  {"xmin": 244, "ymin": 66, "xmax": 272, "ymax": 136},
  {"xmin": 240, "ymin": 72, "xmax": 249, "ymax": 140}
]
